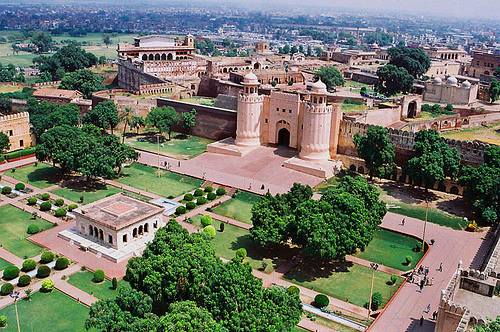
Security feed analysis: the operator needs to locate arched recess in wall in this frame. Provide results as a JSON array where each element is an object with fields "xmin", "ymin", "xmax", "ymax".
[
  {"xmin": 161, "ymin": 54, "xmax": 166, "ymax": 60},
  {"xmin": 154, "ymin": 54, "xmax": 160, "ymax": 60},
  {"xmin": 167, "ymin": 53, "xmax": 173, "ymax": 60},
  {"xmin": 148, "ymin": 54, "xmax": 154, "ymax": 61},
  {"xmin": 142, "ymin": 54, "xmax": 148, "ymax": 61}
]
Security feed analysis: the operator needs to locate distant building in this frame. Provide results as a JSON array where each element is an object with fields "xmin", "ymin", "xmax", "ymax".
[
  {"xmin": 0, "ymin": 112, "xmax": 32, "ymax": 152},
  {"xmin": 33, "ymin": 88, "xmax": 83, "ymax": 104},
  {"xmin": 465, "ymin": 50, "xmax": 500, "ymax": 80},
  {"xmin": 423, "ymin": 76, "xmax": 478, "ymax": 105}
]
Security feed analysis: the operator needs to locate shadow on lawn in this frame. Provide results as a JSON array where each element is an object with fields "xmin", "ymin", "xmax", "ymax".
[
  {"xmin": 59, "ymin": 178, "xmax": 109, "ymax": 193},
  {"xmin": 25, "ymin": 166, "xmax": 62, "ymax": 185},
  {"xmin": 285, "ymin": 260, "xmax": 355, "ymax": 282},
  {"xmin": 379, "ymin": 182, "xmax": 440, "ymax": 205}
]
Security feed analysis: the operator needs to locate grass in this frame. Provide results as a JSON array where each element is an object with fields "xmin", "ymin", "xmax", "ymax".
[
  {"xmin": 285, "ymin": 261, "xmax": 403, "ymax": 309},
  {"xmin": 117, "ymin": 163, "xmax": 202, "ymax": 198},
  {"xmin": 8, "ymin": 163, "xmax": 62, "ymax": 189},
  {"xmin": 125, "ymin": 133, "xmax": 214, "ymax": 159},
  {"xmin": 387, "ymin": 202, "xmax": 468, "ymax": 230},
  {"xmin": 67, "ymin": 271, "xmax": 129, "ymax": 300},
  {"xmin": 314, "ymin": 176, "xmax": 338, "ymax": 193},
  {"xmin": 341, "ymin": 102, "xmax": 370, "ymax": 113},
  {"xmin": 0, "ymin": 290, "xmax": 95, "ymax": 332},
  {"xmin": 0, "ymin": 258, "xmax": 12, "ymax": 271},
  {"xmin": 355, "ymin": 228, "xmax": 424, "ymax": 271},
  {"xmin": 0, "ymin": 84, "xmax": 22, "ymax": 93},
  {"xmin": 0, "ymin": 204, "xmax": 53, "ymax": 258},
  {"xmin": 190, "ymin": 215, "xmax": 298, "ymax": 270},
  {"xmin": 211, "ymin": 191, "xmax": 262, "ymax": 224},
  {"xmin": 440, "ymin": 121, "xmax": 500, "ymax": 146},
  {"xmin": 180, "ymin": 96, "xmax": 216, "ymax": 106},
  {"xmin": 306, "ymin": 314, "xmax": 359, "ymax": 332},
  {"xmin": 51, "ymin": 183, "xmax": 123, "ymax": 204}
]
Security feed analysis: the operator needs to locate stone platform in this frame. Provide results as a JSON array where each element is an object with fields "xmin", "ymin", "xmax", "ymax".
[
  {"xmin": 207, "ymin": 137, "xmax": 259, "ymax": 157},
  {"xmin": 282, "ymin": 157, "xmax": 342, "ymax": 178}
]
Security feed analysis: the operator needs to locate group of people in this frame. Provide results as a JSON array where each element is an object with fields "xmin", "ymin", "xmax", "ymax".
[{"xmin": 408, "ymin": 265, "xmax": 434, "ymax": 291}]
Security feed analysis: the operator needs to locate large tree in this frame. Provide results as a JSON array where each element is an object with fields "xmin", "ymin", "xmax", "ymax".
[
  {"xmin": 88, "ymin": 221, "xmax": 302, "ymax": 332},
  {"xmin": 388, "ymin": 46, "xmax": 431, "ymax": 78},
  {"xmin": 130, "ymin": 115, "xmax": 146, "ymax": 134},
  {"xmin": 476, "ymin": 316, "xmax": 500, "ymax": 332},
  {"xmin": 489, "ymin": 79, "xmax": 500, "ymax": 103},
  {"xmin": 406, "ymin": 130, "xmax": 460, "ymax": 191},
  {"xmin": 146, "ymin": 106, "xmax": 180, "ymax": 140},
  {"xmin": 376, "ymin": 64, "xmax": 414, "ymax": 96},
  {"xmin": 27, "ymin": 100, "xmax": 80, "ymax": 138},
  {"xmin": 60, "ymin": 69, "xmax": 104, "ymax": 99},
  {"xmin": 181, "ymin": 109, "xmax": 197, "ymax": 136},
  {"xmin": 354, "ymin": 125, "xmax": 395, "ymax": 179},
  {"xmin": 83, "ymin": 100, "xmax": 119, "ymax": 133},
  {"xmin": 119, "ymin": 106, "xmax": 135, "ymax": 143},
  {"xmin": 30, "ymin": 31, "xmax": 53, "ymax": 54},
  {"xmin": 315, "ymin": 66, "xmax": 344, "ymax": 91},
  {"xmin": 0, "ymin": 132, "xmax": 10, "ymax": 156},
  {"xmin": 251, "ymin": 177, "xmax": 385, "ymax": 261},
  {"xmin": 459, "ymin": 146, "xmax": 500, "ymax": 224}
]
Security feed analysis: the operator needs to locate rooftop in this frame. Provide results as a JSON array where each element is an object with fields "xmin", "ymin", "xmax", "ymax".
[
  {"xmin": 33, "ymin": 88, "xmax": 82, "ymax": 100},
  {"xmin": 76, "ymin": 193, "xmax": 164, "ymax": 231}
]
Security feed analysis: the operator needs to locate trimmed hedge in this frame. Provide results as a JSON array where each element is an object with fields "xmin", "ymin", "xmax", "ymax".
[
  {"xmin": 15, "ymin": 183, "xmax": 25, "ymax": 191},
  {"xmin": 175, "ymin": 206, "xmax": 186, "ymax": 215},
  {"xmin": 2, "ymin": 266, "xmax": 20, "ymax": 280},
  {"xmin": 4, "ymin": 147, "xmax": 36, "ymax": 161},
  {"xmin": 39, "ymin": 201, "xmax": 52, "ymax": 211},
  {"xmin": 371, "ymin": 292, "xmax": 383, "ymax": 310},
  {"xmin": 203, "ymin": 225, "xmax": 216, "ymax": 238},
  {"xmin": 186, "ymin": 201, "xmax": 196, "ymax": 210},
  {"xmin": 0, "ymin": 283, "xmax": 13, "ymax": 296},
  {"xmin": 41, "ymin": 193, "xmax": 50, "ymax": 201},
  {"xmin": 196, "ymin": 197, "xmax": 207, "ymax": 205},
  {"xmin": 27, "ymin": 224, "xmax": 40, "ymax": 234},
  {"xmin": 207, "ymin": 192, "xmax": 217, "ymax": 200},
  {"xmin": 41, "ymin": 279, "xmax": 54, "ymax": 292},
  {"xmin": 287, "ymin": 285, "xmax": 300, "ymax": 296},
  {"xmin": 93, "ymin": 269, "xmax": 105, "ymax": 283},
  {"xmin": 54, "ymin": 257, "xmax": 70, "ymax": 270},
  {"xmin": 204, "ymin": 186, "xmax": 213, "ymax": 193},
  {"xmin": 40, "ymin": 251, "xmax": 55, "ymax": 264},
  {"xmin": 27, "ymin": 196, "xmax": 38, "ymax": 205},
  {"xmin": 68, "ymin": 204, "xmax": 78, "ymax": 211},
  {"xmin": 36, "ymin": 265, "xmax": 51, "ymax": 278},
  {"xmin": 200, "ymin": 215, "xmax": 212, "ymax": 227},
  {"xmin": 194, "ymin": 188, "xmax": 204, "ymax": 197},
  {"xmin": 54, "ymin": 208, "xmax": 67, "ymax": 218},
  {"xmin": 314, "ymin": 294, "xmax": 329, "ymax": 308},
  {"xmin": 54, "ymin": 198, "xmax": 64, "ymax": 207},
  {"xmin": 183, "ymin": 193, "xmax": 194, "ymax": 201},
  {"xmin": 17, "ymin": 274, "xmax": 31, "ymax": 287},
  {"xmin": 216, "ymin": 187, "xmax": 226, "ymax": 196},
  {"xmin": 22, "ymin": 259, "xmax": 37, "ymax": 272},
  {"xmin": 1, "ymin": 186, "xmax": 12, "ymax": 195}
]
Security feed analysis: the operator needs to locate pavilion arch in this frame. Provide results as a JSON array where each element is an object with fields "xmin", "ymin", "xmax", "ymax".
[
  {"xmin": 148, "ymin": 54, "xmax": 154, "ymax": 61},
  {"xmin": 167, "ymin": 53, "xmax": 173, "ymax": 60},
  {"xmin": 138, "ymin": 225, "xmax": 143, "ymax": 235},
  {"xmin": 133, "ymin": 228, "xmax": 138, "ymax": 238},
  {"xmin": 88, "ymin": 226, "xmax": 93, "ymax": 236},
  {"xmin": 222, "ymin": 68, "xmax": 228, "ymax": 73},
  {"xmin": 144, "ymin": 223, "xmax": 149, "ymax": 233},
  {"xmin": 349, "ymin": 164, "xmax": 357, "ymax": 172},
  {"xmin": 142, "ymin": 54, "xmax": 148, "ymax": 61},
  {"xmin": 154, "ymin": 54, "xmax": 160, "ymax": 60},
  {"xmin": 357, "ymin": 166, "xmax": 365, "ymax": 174},
  {"xmin": 161, "ymin": 54, "xmax": 166, "ymax": 60},
  {"xmin": 254, "ymin": 62, "xmax": 261, "ymax": 70},
  {"xmin": 450, "ymin": 186, "xmax": 459, "ymax": 195}
]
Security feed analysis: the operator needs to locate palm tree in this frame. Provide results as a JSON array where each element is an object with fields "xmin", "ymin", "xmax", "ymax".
[
  {"xmin": 119, "ymin": 107, "xmax": 135, "ymax": 143},
  {"xmin": 130, "ymin": 115, "xmax": 146, "ymax": 135}
]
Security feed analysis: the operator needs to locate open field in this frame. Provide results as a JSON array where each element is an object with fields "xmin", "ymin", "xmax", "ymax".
[
  {"xmin": 0, "ymin": 204, "xmax": 53, "ymax": 258},
  {"xmin": 67, "ymin": 271, "xmax": 129, "ymax": 300},
  {"xmin": 440, "ymin": 122, "xmax": 500, "ymax": 145},
  {"xmin": 117, "ymin": 163, "xmax": 202, "ymax": 198},
  {"xmin": 8, "ymin": 163, "xmax": 62, "ymax": 189},
  {"xmin": 0, "ymin": 84, "xmax": 23, "ymax": 93},
  {"xmin": 0, "ymin": 290, "xmax": 95, "ymax": 332},
  {"xmin": 125, "ymin": 133, "xmax": 213, "ymax": 159},
  {"xmin": 211, "ymin": 190, "xmax": 262, "ymax": 224}
]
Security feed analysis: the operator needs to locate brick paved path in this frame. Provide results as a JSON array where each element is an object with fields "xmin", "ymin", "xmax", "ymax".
[
  {"xmin": 0, "ymin": 157, "xmax": 36, "ymax": 172},
  {"xmin": 0, "ymin": 248, "xmax": 23, "ymax": 266}
]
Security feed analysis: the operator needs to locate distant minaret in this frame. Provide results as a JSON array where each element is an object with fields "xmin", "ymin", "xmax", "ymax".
[
  {"xmin": 235, "ymin": 72, "xmax": 264, "ymax": 147},
  {"xmin": 299, "ymin": 79, "xmax": 332, "ymax": 161}
]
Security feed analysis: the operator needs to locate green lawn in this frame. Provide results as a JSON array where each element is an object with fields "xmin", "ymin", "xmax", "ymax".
[
  {"xmin": 314, "ymin": 176, "xmax": 339, "ymax": 193},
  {"xmin": 0, "ymin": 205, "xmax": 53, "ymax": 258},
  {"xmin": 125, "ymin": 133, "xmax": 214, "ymax": 159},
  {"xmin": 190, "ymin": 215, "xmax": 298, "ymax": 270},
  {"xmin": 0, "ymin": 258, "xmax": 12, "ymax": 271},
  {"xmin": 387, "ymin": 202, "xmax": 468, "ymax": 230},
  {"xmin": 67, "ymin": 271, "xmax": 128, "ymax": 300},
  {"xmin": 292, "ymin": 326, "xmax": 308, "ymax": 332},
  {"xmin": 355, "ymin": 228, "xmax": 423, "ymax": 270},
  {"xmin": 51, "ymin": 183, "xmax": 122, "ymax": 204},
  {"xmin": 341, "ymin": 102, "xmax": 370, "ymax": 113},
  {"xmin": 0, "ymin": 290, "xmax": 95, "ymax": 332},
  {"xmin": 306, "ymin": 314, "xmax": 359, "ymax": 332},
  {"xmin": 285, "ymin": 262, "xmax": 403, "ymax": 309},
  {"xmin": 117, "ymin": 163, "xmax": 202, "ymax": 198},
  {"xmin": 8, "ymin": 163, "xmax": 62, "ymax": 189},
  {"xmin": 211, "ymin": 191, "xmax": 262, "ymax": 224}
]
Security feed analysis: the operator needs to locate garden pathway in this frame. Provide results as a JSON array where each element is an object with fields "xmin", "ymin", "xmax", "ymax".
[
  {"xmin": 298, "ymin": 318, "xmax": 336, "ymax": 332},
  {"xmin": 173, "ymin": 195, "xmax": 232, "ymax": 223},
  {"xmin": 204, "ymin": 211, "xmax": 252, "ymax": 230},
  {"xmin": 345, "ymin": 255, "xmax": 403, "ymax": 277},
  {"xmin": 104, "ymin": 179, "xmax": 162, "ymax": 199},
  {"xmin": 369, "ymin": 212, "xmax": 491, "ymax": 332},
  {"xmin": 0, "ymin": 156, "xmax": 36, "ymax": 172},
  {"xmin": 0, "ymin": 248, "xmax": 23, "ymax": 266}
]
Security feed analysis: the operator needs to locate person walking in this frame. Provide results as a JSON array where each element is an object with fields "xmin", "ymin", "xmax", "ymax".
[
  {"xmin": 402, "ymin": 218, "xmax": 405, "ymax": 226},
  {"xmin": 425, "ymin": 304, "xmax": 431, "ymax": 313},
  {"xmin": 419, "ymin": 279, "xmax": 425, "ymax": 291},
  {"xmin": 420, "ymin": 316, "xmax": 424, "ymax": 326},
  {"xmin": 439, "ymin": 262, "xmax": 443, "ymax": 272}
]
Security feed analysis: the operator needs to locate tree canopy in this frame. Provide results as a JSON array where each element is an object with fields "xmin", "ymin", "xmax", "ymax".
[
  {"xmin": 30, "ymin": 31, "xmax": 53, "ymax": 54},
  {"xmin": 87, "ymin": 221, "xmax": 302, "ymax": 332},
  {"xmin": 0, "ymin": 132, "xmax": 10, "ymax": 155},
  {"xmin": 82, "ymin": 100, "xmax": 119, "ymax": 133},
  {"xmin": 146, "ymin": 106, "xmax": 180, "ymax": 140},
  {"xmin": 388, "ymin": 46, "xmax": 431, "ymax": 78},
  {"xmin": 475, "ymin": 316, "xmax": 500, "ymax": 332},
  {"xmin": 251, "ymin": 177, "xmax": 386, "ymax": 260},
  {"xmin": 59, "ymin": 69, "xmax": 104, "ymax": 99},
  {"xmin": 181, "ymin": 109, "xmax": 197, "ymax": 136},
  {"xmin": 459, "ymin": 145, "xmax": 500, "ymax": 224},
  {"xmin": 315, "ymin": 66, "xmax": 345, "ymax": 91},
  {"xmin": 406, "ymin": 130, "xmax": 460, "ymax": 190},
  {"xmin": 27, "ymin": 99, "xmax": 80, "ymax": 138},
  {"xmin": 489, "ymin": 79, "xmax": 500, "ymax": 103},
  {"xmin": 376, "ymin": 64, "xmax": 414, "ymax": 96},
  {"xmin": 354, "ymin": 125, "xmax": 395, "ymax": 179}
]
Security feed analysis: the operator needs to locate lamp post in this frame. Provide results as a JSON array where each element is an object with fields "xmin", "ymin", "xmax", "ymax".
[
  {"xmin": 368, "ymin": 263, "xmax": 379, "ymax": 318},
  {"xmin": 422, "ymin": 199, "xmax": 429, "ymax": 251},
  {"xmin": 9, "ymin": 291, "xmax": 20, "ymax": 332}
]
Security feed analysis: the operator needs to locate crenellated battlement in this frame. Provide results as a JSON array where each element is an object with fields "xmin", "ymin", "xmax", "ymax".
[
  {"xmin": 306, "ymin": 104, "xmax": 332, "ymax": 114},
  {"xmin": 0, "ymin": 111, "xmax": 29, "ymax": 122},
  {"xmin": 270, "ymin": 91, "xmax": 301, "ymax": 102},
  {"xmin": 238, "ymin": 94, "xmax": 264, "ymax": 103}
]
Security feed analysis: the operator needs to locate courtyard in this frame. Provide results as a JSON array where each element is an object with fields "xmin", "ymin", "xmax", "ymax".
[{"xmin": 0, "ymin": 204, "xmax": 53, "ymax": 258}]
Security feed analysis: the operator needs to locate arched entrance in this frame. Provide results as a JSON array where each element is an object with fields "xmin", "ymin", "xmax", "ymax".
[
  {"xmin": 408, "ymin": 101, "xmax": 417, "ymax": 118},
  {"xmin": 277, "ymin": 128, "xmax": 290, "ymax": 147}
]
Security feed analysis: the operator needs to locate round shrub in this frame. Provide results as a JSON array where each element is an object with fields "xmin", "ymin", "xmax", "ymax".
[
  {"xmin": 41, "ymin": 193, "xmax": 50, "ymax": 201},
  {"xmin": 54, "ymin": 208, "xmax": 67, "ymax": 218},
  {"xmin": 219, "ymin": 222, "xmax": 225, "ymax": 232},
  {"xmin": 39, "ymin": 201, "xmax": 52, "ymax": 211},
  {"xmin": 261, "ymin": 258, "xmax": 274, "ymax": 273},
  {"xmin": 200, "ymin": 215, "xmax": 212, "ymax": 227},
  {"xmin": 36, "ymin": 265, "xmax": 51, "ymax": 278},
  {"xmin": 196, "ymin": 197, "xmax": 207, "ymax": 205},
  {"xmin": 41, "ymin": 278, "xmax": 54, "ymax": 292},
  {"xmin": 216, "ymin": 187, "xmax": 226, "ymax": 196},
  {"xmin": 54, "ymin": 198, "xmax": 64, "ymax": 207},
  {"xmin": 314, "ymin": 294, "xmax": 329, "ymax": 308},
  {"xmin": 183, "ymin": 193, "xmax": 194, "ymax": 201},
  {"xmin": 22, "ymin": 259, "xmax": 37, "ymax": 272},
  {"xmin": 207, "ymin": 192, "xmax": 217, "ymax": 200},
  {"xmin": 1, "ymin": 186, "xmax": 12, "ymax": 195},
  {"xmin": 287, "ymin": 285, "xmax": 300, "ymax": 296},
  {"xmin": 55, "ymin": 257, "xmax": 70, "ymax": 270},
  {"xmin": 93, "ymin": 269, "xmax": 105, "ymax": 283},
  {"xmin": 27, "ymin": 197, "xmax": 38, "ymax": 205},
  {"xmin": 40, "ymin": 251, "xmax": 55, "ymax": 264},
  {"xmin": 0, "ymin": 315, "xmax": 6, "ymax": 327},
  {"xmin": 203, "ymin": 225, "xmax": 216, "ymax": 238},
  {"xmin": 194, "ymin": 188, "xmax": 204, "ymax": 197},
  {"xmin": 27, "ymin": 224, "xmax": 40, "ymax": 234},
  {"xmin": 0, "ymin": 283, "xmax": 13, "ymax": 296},
  {"xmin": 204, "ymin": 186, "xmax": 213, "ymax": 193},
  {"xmin": 404, "ymin": 255, "xmax": 412, "ymax": 266},
  {"xmin": 67, "ymin": 204, "xmax": 78, "ymax": 212},
  {"xmin": 390, "ymin": 274, "xmax": 398, "ymax": 285},
  {"xmin": 2, "ymin": 266, "xmax": 20, "ymax": 280},
  {"xmin": 235, "ymin": 248, "xmax": 247, "ymax": 261},
  {"xmin": 186, "ymin": 201, "xmax": 196, "ymax": 210},
  {"xmin": 15, "ymin": 183, "xmax": 25, "ymax": 191},
  {"xmin": 371, "ymin": 292, "xmax": 383, "ymax": 311},
  {"xmin": 175, "ymin": 206, "xmax": 186, "ymax": 215},
  {"xmin": 17, "ymin": 274, "xmax": 31, "ymax": 287}
]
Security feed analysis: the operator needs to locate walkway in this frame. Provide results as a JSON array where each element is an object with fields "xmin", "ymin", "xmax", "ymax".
[
  {"xmin": 369, "ymin": 212, "xmax": 491, "ymax": 332},
  {"xmin": 0, "ymin": 156, "xmax": 36, "ymax": 172},
  {"xmin": 0, "ymin": 248, "xmax": 23, "ymax": 266}
]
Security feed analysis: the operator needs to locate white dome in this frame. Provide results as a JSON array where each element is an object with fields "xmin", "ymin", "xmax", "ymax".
[
  {"xmin": 310, "ymin": 79, "xmax": 327, "ymax": 94},
  {"xmin": 446, "ymin": 76, "xmax": 458, "ymax": 86},
  {"xmin": 242, "ymin": 72, "xmax": 259, "ymax": 85},
  {"xmin": 462, "ymin": 80, "xmax": 471, "ymax": 89},
  {"xmin": 432, "ymin": 76, "xmax": 443, "ymax": 84}
]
